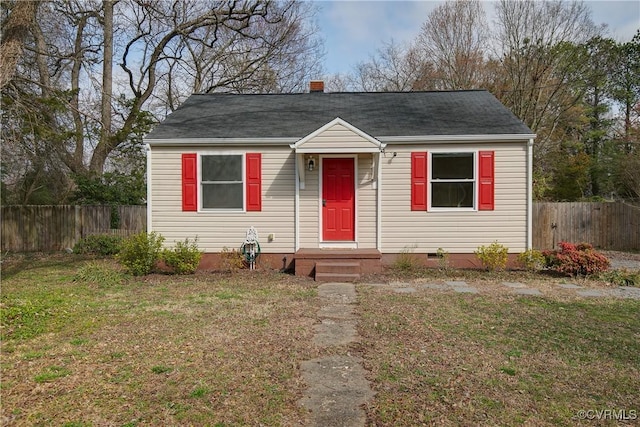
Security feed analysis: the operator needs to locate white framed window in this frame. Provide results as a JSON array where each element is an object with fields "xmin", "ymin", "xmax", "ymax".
[
  {"xmin": 430, "ymin": 152, "xmax": 475, "ymax": 209},
  {"xmin": 200, "ymin": 154, "xmax": 244, "ymax": 210}
]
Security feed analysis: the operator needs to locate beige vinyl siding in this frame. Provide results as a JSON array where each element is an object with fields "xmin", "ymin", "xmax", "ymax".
[
  {"xmin": 357, "ymin": 154, "xmax": 377, "ymax": 248},
  {"xmin": 381, "ymin": 143, "xmax": 528, "ymax": 253},
  {"xmin": 150, "ymin": 146, "xmax": 295, "ymax": 252},
  {"xmin": 299, "ymin": 161, "xmax": 319, "ymax": 247},
  {"xmin": 299, "ymin": 123, "xmax": 377, "ymax": 151}
]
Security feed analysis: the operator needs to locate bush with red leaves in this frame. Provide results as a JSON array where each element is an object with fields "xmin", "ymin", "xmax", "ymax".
[{"xmin": 543, "ymin": 242, "xmax": 610, "ymax": 277}]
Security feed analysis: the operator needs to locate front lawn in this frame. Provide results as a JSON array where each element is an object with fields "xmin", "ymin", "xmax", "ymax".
[
  {"xmin": 1, "ymin": 255, "xmax": 638, "ymax": 426},
  {"xmin": 1, "ymin": 256, "xmax": 319, "ymax": 426},
  {"xmin": 357, "ymin": 287, "xmax": 640, "ymax": 426}
]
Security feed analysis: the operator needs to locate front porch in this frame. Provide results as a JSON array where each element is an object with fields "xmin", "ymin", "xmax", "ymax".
[{"xmin": 294, "ymin": 248, "xmax": 382, "ymax": 282}]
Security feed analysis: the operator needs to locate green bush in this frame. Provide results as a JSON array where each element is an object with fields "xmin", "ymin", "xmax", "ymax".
[
  {"xmin": 543, "ymin": 242, "xmax": 610, "ymax": 277},
  {"xmin": 73, "ymin": 234, "xmax": 123, "ymax": 255},
  {"xmin": 599, "ymin": 269, "xmax": 639, "ymax": 287},
  {"xmin": 475, "ymin": 241, "xmax": 509, "ymax": 271},
  {"xmin": 162, "ymin": 238, "xmax": 202, "ymax": 275},
  {"xmin": 517, "ymin": 249, "xmax": 545, "ymax": 272},
  {"xmin": 117, "ymin": 231, "xmax": 164, "ymax": 276}
]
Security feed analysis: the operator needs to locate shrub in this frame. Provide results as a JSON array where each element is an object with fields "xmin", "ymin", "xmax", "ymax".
[
  {"xmin": 162, "ymin": 238, "xmax": 202, "ymax": 275},
  {"xmin": 220, "ymin": 247, "xmax": 245, "ymax": 272},
  {"xmin": 475, "ymin": 241, "xmax": 509, "ymax": 271},
  {"xmin": 517, "ymin": 249, "xmax": 545, "ymax": 272},
  {"xmin": 436, "ymin": 247, "xmax": 450, "ymax": 271},
  {"xmin": 543, "ymin": 242, "xmax": 610, "ymax": 277},
  {"xmin": 117, "ymin": 231, "xmax": 164, "ymax": 276},
  {"xmin": 73, "ymin": 234, "xmax": 123, "ymax": 255},
  {"xmin": 599, "ymin": 269, "xmax": 639, "ymax": 287},
  {"xmin": 393, "ymin": 245, "xmax": 420, "ymax": 272}
]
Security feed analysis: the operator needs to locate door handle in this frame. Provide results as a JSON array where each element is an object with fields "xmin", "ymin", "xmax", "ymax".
[{"xmin": 322, "ymin": 199, "xmax": 326, "ymax": 207}]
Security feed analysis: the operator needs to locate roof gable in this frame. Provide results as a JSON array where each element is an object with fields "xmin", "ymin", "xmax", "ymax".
[{"xmin": 291, "ymin": 118, "xmax": 386, "ymax": 153}]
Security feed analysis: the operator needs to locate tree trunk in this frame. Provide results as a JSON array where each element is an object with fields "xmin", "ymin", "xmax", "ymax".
[
  {"xmin": 0, "ymin": 1, "xmax": 40, "ymax": 89},
  {"xmin": 91, "ymin": 0, "xmax": 114, "ymax": 174}
]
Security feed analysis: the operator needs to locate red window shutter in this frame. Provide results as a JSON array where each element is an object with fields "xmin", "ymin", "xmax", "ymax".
[
  {"xmin": 181, "ymin": 153, "xmax": 197, "ymax": 211},
  {"xmin": 478, "ymin": 151, "xmax": 495, "ymax": 211},
  {"xmin": 411, "ymin": 152, "xmax": 428, "ymax": 211},
  {"xmin": 246, "ymin": 153, "xmax": 262, "ymax": 211}
]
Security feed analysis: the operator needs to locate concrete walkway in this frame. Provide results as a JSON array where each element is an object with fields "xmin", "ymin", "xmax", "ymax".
[
  {"xmin": 298, "ymin": 283, "xmax": 374, "ymax": 427},
  {"xmin": 371, "ymin": 280, "xmax": 640, "ymax": 299}
]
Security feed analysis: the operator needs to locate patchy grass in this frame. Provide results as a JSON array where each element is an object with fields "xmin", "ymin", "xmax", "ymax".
[
  {"xmin": 2, "ymin": 256, "xmax": 639, "ymax": 425},
  {"xmin": 357, "ymin": 287, "xmax": 640, "ymax": 426},
  {"xmin": 1, "ymin": 257, "xmax": 319, "ymax": 426}
]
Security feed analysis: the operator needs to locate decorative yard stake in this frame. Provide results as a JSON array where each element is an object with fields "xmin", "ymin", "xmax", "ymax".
[{"xmin": 241, "ymin": 226, "xmax": 260, "ymax": 270}]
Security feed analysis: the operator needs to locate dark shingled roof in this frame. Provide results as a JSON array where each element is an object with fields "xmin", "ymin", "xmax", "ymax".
[{"xmin": 145, "ymin": 90, "xmax": 533, "ymax": 140}]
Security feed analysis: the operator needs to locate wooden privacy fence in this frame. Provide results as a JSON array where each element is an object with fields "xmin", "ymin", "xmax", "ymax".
[
  {"xmin": 2, "ymin": 203, "xmax": 638, "ymax": 252},
  {"xmin": 533, "ymin": 202, "xmax": 640, "ymax": 251},
  {"xmin": 1, "ymin": 205, "xmax": 146, "ymax": 252}
]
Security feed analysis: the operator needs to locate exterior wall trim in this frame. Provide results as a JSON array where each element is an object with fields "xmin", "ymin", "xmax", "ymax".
[
  {"xmin": 376, "ymin": 152, "xmax": 382, "ymax": 251},
  {"xmin": 527, "ymin": 138, "xmax": 534, "ymax": 249},
  {"xmin": 295, "ymin": 153, "xmax": 300, "ymax": 251},
  {"xmin": 146, "ymin": 137, "xmax": 296, "ymax": 146},
  {"xmin": 146, "ymin": 144, "xmax": 152, "ymax": 233},
  {"xmin": 381, "ymin": 134, "xmax": 536, "ymax": 143}
]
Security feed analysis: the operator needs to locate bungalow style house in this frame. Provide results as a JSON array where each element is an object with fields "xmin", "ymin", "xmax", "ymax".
[{"xmin": 145, "ymin": 83, "xmax": 535, "ymax": 280}]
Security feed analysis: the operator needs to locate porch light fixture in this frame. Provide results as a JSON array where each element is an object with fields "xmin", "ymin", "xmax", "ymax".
[{"xmin": 307, "ymin": 157, "xmax": 315, "ymax": 171}]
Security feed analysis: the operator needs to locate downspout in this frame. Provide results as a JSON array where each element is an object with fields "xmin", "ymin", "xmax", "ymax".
[
  {"xmin": 145, "ymin": 143, "xmax": 152, "ymax": 234},
  {"xmin": 526, "ymin": 138, "xmax": 534, "ymax": 250}
]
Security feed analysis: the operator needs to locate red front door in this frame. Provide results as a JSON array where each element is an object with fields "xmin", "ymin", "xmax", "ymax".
[{"xmin": 322, "ymin": 158, "xmax": 355, "ymax": 241}]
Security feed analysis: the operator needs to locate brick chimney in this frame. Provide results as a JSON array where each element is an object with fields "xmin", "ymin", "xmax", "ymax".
[{"xmin": 309, "ymin": 80, "xmax": 324, "ymax": 93}]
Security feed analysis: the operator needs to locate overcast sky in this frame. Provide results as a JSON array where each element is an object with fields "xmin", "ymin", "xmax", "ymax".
[{"xmin": 316, "ymin": 1, "xmax": 640, "ymax": 76}]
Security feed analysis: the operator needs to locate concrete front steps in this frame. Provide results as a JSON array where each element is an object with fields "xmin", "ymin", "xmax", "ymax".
[
  {"xmin": 315, "ymin": 261, "xmax": 361, "ymax": 282},
  {"xmin": 293, "ymin": 249, "xmax": 382, "ymax": 282}
]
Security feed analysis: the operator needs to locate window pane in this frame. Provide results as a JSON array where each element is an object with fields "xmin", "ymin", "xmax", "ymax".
[
  {"xmin": 432, "ymin": 182, "xmax": 474, "ymax": 208},
  {"xmin": 202, "ymin": 183, "xmax": 243, "ymax": 209},
  {"xmin": 202, "ymin": 155, "xmax": 242, "ymax": 182},
  {"xmin": 432, "ymin": 153, "xmax": 474, "ymax": 179}
]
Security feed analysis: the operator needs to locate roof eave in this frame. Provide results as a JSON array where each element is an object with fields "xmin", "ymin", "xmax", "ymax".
[
  {"xmin": 379, "ymin": 134, "xmax": 536, "ymax": 143},
  {"xmin": 145, "ymin": 137, "xmax": 297, "ymax": 146},
  {"xmin": 145, "ymin": 133, "xmax": 537, "ymax": 147}
]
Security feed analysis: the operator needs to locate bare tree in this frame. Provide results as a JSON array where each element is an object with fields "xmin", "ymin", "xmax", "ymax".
[
  {"xmin": 492, "ymin": 0, "xmax": 602, "ymax": 183},
  {"xmin": 324, "ymin": 73, "xmax": 351, "ymax": 92},
  {"xmin": 351, "ymin": 40, "xmax": 424, "ymax": 92},
  {"xmin": 417, "ymin": 0, "xmax": 489, "ymax": 90},
  {"xmin": 2, "ymin": 0, "xmax": 323, "ymax": 203},
  {"xmin": 97, "ymin": 0, "xmax": 114, "ymax": 173},
  {"xmin": 494, "ymin": 0, "xmax": 600, "ymax": 134},
  {"xmin": 154, "ymin": 0, "xmax": 323, "ymax": 106}
]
